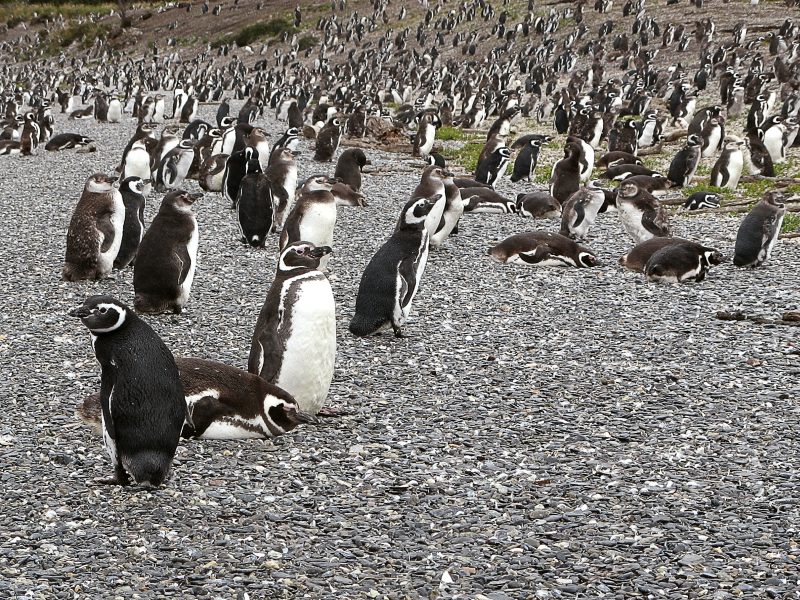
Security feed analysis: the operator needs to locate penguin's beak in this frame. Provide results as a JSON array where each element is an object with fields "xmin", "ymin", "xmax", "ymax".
[
  {"xmin": 68, "ymin": 306, "xmax": 91, "ymax": 318},
  {"xmin": 310, "ymin": 246, "xmax": 333, "ymax": 258},
  {"xmin": 106, "ymin": 175, "xmax": 119, "ymax": 183},
  {"xmin": 188, "ymin": 192, "xmax": 203, "ymax": 202}
]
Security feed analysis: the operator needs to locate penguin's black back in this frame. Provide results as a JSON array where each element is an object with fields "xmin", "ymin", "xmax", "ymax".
[{"xmin": 114, "ymin": 187, "xmax": 146, "ymax": 269}]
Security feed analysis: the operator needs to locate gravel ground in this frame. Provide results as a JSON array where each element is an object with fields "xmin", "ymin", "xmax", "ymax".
[{"xmin": 0, "ymin": 97, "xmax": 799, "ymax": 599}]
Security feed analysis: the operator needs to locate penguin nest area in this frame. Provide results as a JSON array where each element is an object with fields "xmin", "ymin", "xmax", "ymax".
[{"xmin": 2, "ymin": 0, "xmax": 800, "ymax": 597}]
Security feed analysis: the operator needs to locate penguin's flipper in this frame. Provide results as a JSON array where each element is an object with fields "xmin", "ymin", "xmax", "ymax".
[
  {"xmin": 165, "ymin": 156, "xmax": 178, "ymax": 185},
  {"xmin": 572, "ymin": 202, "xmax": 586, "ymax": 229},
  {"xmin": 97, "ymin": 213, "xmax": 117, "ymax": 253},
  {"xmin": 175, "ymin": 245, "xmax": 192, "ymax": 285},
  {"xmin": 397, "ymin": 256, "xmax": 418, "ymax": 307},
  {"xmin": 642, "ymin": 207, "xmax": 671, "ymax": 237},
  {"xmin": 518, "ymin": 245, "xmax": 551, "ymax": 265}
]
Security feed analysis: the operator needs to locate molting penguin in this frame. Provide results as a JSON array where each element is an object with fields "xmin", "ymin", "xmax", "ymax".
[
  {"xmin": 550, "ymin": 141, "xmax": 583, "ymax": 203},
  {"xmin": 69, "ymin": 295, "xmax": 185, "ymax": 487},
  {"xmin": 113, "ymin": 176, "xmax": 147, "ymax": 269},
  {"xmin": 710, "ymin": 138, "xmax": 745, "ymax": 190},
  {"xmin": 248, "ymin": 242, "xmax": 335, "ymax": 415},
  {"xmin": 733, "ymin": 191, "xmax": 786, "ymax": 268},
  {"xmin": 133, "ymin": 190, "xmax": 202, "ymax": 314},
  {"xmin": 266, "ymin": 147, "xmax": 298, "ymax": 230},
  {"xmin": 349, "ymin": 195, "xmax": 440, "ymax": 338},
  {"xmin": 334, "ymin": 148, "xmax": 371, "ymax": 193},
  {"xmin": 616, "ymin": 180, "xmax": 672, "ymax": 244},
  {"xmin": 223, "ymin": 147, "xmax": 258, "ymax": 208},
  {"xmin": 597, "ymin": 151, "xmax": 642, "ymax": 169},
  {"xmin": 619, "ymin": 237, "xmax": 694, "ymax": 273},
  {"xmin": 63, "ymin": 173, "xmax": 124, "ymax": 281},
  {"xmin": 488, "ymin": 232, "xmax": 598, "ymax": 268},
  {"xmin": 430, "ymin": 172, "xmax": 464, "ymax": 248},
  {"xmin": 198, "ymin": 153, "xmax": 228, "ymax": 192},
  {"xmin": 559, "ymin": 181, "xmax": 606, "ymax": 240}
]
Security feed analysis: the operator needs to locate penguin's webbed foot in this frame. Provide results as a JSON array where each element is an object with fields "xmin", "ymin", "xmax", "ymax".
[
  {"xmin": 392, "ymin": 325, "xmax": 409, "ymax": 338},
  {"xmin": 97, "ymin": 465, "xmax": 131, "ymax": 486}
]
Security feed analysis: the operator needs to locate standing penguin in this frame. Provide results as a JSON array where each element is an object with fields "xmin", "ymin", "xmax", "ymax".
[
  {"xmin": 122, "ymin": 139, "xmax": 154, "ymax": 196},
  {"xmin": 430, "ymin": 172, "xmax": 464, "ymax": 248},
  {"xmin": 223, "ymin": 147, "xmax": 258, "ymax": 208},
  {"xmin": 113, "ymin": 176, "xmax": 147, "ymax": 269},
  {"xmin": 266, "ymin": 147, "xmax": 298, "ymax": 230},
  {"xmin": 412, "ymin": 111, "xmax": 441, "ymax": 158},
  {"xmin": 667, "ymin": 134, "xmax": 702, "ymax": 187},
  {"xmin": 63, "ymin": 173, "xmax": 125, "ymax": 281},
  {"xmin": 710, "ymin": 139, "xmax": 745, "ymax": 190},
  {"xmin": 237, "ymin": 159, "xmax": 274, "ymax": 248},
  {"xmin": 314, "ymin": 116, "xmax": 342, "ymax": 161},
  {"xmin": 699, "ymin": 116, "xmax": 725, "ymax": 158},
  {"xmin": 616, "ymin": 180, "xmax": 672, "ymax": 244},
  {"xmin": 475, "ymin": 146, "xmax": 511, "ymax": 187},
  {"xmin": 280, "ymin": 175, "xmax": 352, "ymax": 270},
  {"xmin": 248, "ymin": 241, "xmax": 336, "ymax": 416},
  {"xmin": 550, "ymin": 142, "xmax": 583, "ymax": 203},
  {"xmin": 334, "ymin": 148, "xmax": 371, "ymax": 193},
  {"xmin": 733, "ymin": 191, "xmax": 786, "ymax": 268},
  {"xmin": 155, "ymin": 139, "xmax": 195, "ymax": 192},
  {"xmin": 559, "ymin": 181, "xmax": 606, "ymax": 240},
  {"xmin": 133, "ymin": 190, "xmax": 202, "ymax": 314},
  {"xmin": 69, "ymin": 295, "xmax": 185, "ymax": 486},
  {"xmin": 510, "ymin": 137, "xmax": 544, "ymax": 182},
  {"xmin": 349, "ymin": 194, "xmax": 440, "ymax": 338}
]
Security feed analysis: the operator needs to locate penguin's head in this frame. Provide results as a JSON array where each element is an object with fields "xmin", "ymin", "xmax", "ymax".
[
  {"xmin": 69, "ymin": 295, "xmax": 131, "ymax": 335},
  {"xmin": 400, "ymin": 194, "xmax": 440, "ymax": 228},
  {"xmin": 85, "ymin": 172, "xmax": 118, "ymax": 193},
  {"xmin": 301, "ymin": 174, "xmax": 338, "ymax": 192},
  {"xmin": 219, "ymin": 116, "xmax": 237, "ymax": 128},
  {"xmin": 496, "ymin": 147, "xmax": 511, "ymax": 159},
  {"xmin": 79, "ymin": 135, "xmax": 94, "ymax": 146},
  {"xmin": 278, "ymin": 241, "xmax": 332, "ymax": 271},
  {"xmin": 617, "ymin": 181, "xmax": 639, "ymax": 199},
  {"xmin": 121, "ymin": 176, "xmax": 148, "ymax": 195},
  {"xmin": 164, "ymin": 189, "xmax": 202, "ymax": 212},
  {"xmin": 577, "ymin": 251, "xmax": 599, "ymax": 268}
]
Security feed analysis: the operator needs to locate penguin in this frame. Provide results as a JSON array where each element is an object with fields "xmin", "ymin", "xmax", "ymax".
[
  {"xmin": 559, "ymin": 182, "xmax": 606, "ymax": 240},
  {"xmin": 182, "ymin": 119, "xmax": 213, "ymax": 141},
  {"xmin": 122, "ymin": 139, "xmax": 154, "ymax": 196},
  {"xmin": 94, "ymin": 94, "xmax": 109, "ymax": 122},
  {"xmin": 411, "ymin": 165, "xmax": 450, "ymax": 236},
  {"xmin": 645, "ymin": 242, "xmax": 724, "ymax": 283},
  {"xmin": 733, "ymin": 191, "xmax": 786, "ymax": 268},
  {"xmin": 474, "ymin": 146, "xmax": 511, "ymax": 187},
  {"xmin": 237, "ymin": 159, "xmax": 273, "ymax": 248},
  {"xmin": 215, "ymin": 98, "xmax": 230, "ymax": 127},
  {"xmin": 461, "ymin": 188, "xmax": 518, "ymax": 213},
  {"xmin": 619, "ymin": 237, "xmax": 695, "ymax": 273},
  {"xmin": 266, "ymin": 147, "xmax": 298, "ymax": 230},
  {"xmin": 430, "ymin": 173, "xmax": 464, "ymax": 248},
  {"xmin": 550, "ymin": 142, "xmax": 582, "ymax": 203},
  {"xmin": 616, "ymin": 180, "xmax": 672, "ymax": 244},
  {"xmin": 63, "ymin": 173, "xmax": 125, "ymax": 282},
  {"xmin": 155, "ymin": 139, "xmax": 195, "ymax": 192},
  {"xmin": 683, "ymin": 192, "xmax": 721, "ymax": 210},
  {"xmin": 279, "ymin": 175, "xmax": 345, "ymax": 271},
  {"xmin": 69, "ymin": 295, "xmax": 185, "ymax": 487},
  {"xmin": 510, "ymin": 137, "xmax": 543, "ymax": 182},
  {"xmin": 667, "ymin": 134, "xmax": 702, "ymax": 187},
  {"xmin": 313, "ymin": 116, "xmax": 342, "ymax": 161},
  {"xmin": 412, "ymin": 111, "xmax": 441, "ymax": 158},
  {"xmin": 247, "ymin": 127, "xmax": 271, "ymax": 171},
  {"xmin": 762, "ymin": 118, "xmax": 786, "ymax": 164},
  {"xmin": 150, "ymin": 125, "xmax": 183, "ymax": 173},
  {"xmin": 608, "ymin": 120, "xmax": 639, "ymax": 155},
  {"xmin": 566, "ymin": 135, "xmax": 594, "ymax": 182},
  {"xmin": 198, "ymin": 154, "xmax": 228, "ymax": 193},
  {"xmin": 334, "ymin": 148, "xmax": 370, "ymax": 193},
  {"xmin": 699, "ymin": 116, "xmax": 725, "ymax": 158},
  {"xmin": 119, "ymin": 122, "xmax": 157, "ymax": 174},
  {"xmin": 248, "ymin": 241, "xmax": 336, "ymax": 415},
  {"xmin": 114, "ymin": 176, "xmax": 147, "ymax": 270},
  {"xmin": 349, "ymin": 194, "xmax": 440, "ymax": 338},
  {"xmin": 107, "ymin": 95, "xmax": 122, "ymax": 123},
  {"xmin": 45, "ymin": 133, "xmax": 93, "ymax": 151},
  {"xmin": 133, "ymin": 189, "xmax": 203, "ymax": 314},
  {"xmin": 597, "ymin": 151, "xmax": 642, "ymax": 169},
  {"xmin": 601, "ymin": 164, "xmax": 661, "ymax": 180},
  {"xmin": 180, "ymin": 96, "xmax": 199, "ymax": 123},
  {"xmin": 516, "ymin": 192, "xmax": 562, "ymax": 219},
  {"xmin": 487, "ymin": 232, "xmax": 599, "ymax": 268},
  {"xmin": 271, "ymin": 127, "xmax": 301, "ymax": 157},
  {"xmin": 223, "ymin": 147, "xmax": 259, "ymax": 208},
  {"xmin": 745, "ymin": 135, "xmax": 776, "ymax": 177},
  {"xmin": 426, "ymin": 152, "xmax": 447, "ymax": 168},
  {"xmin": 710, "ymin": 139, "xmax": 745, "ymax": 190},
  {"xmin": 621, "ymin": 174, "xmax": 672, "ymax": 196}
]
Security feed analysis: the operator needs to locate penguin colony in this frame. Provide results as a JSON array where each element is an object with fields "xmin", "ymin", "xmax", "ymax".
[{"xmin": 4, "ymin": 0, "xmax": 798, "ymax": 487}]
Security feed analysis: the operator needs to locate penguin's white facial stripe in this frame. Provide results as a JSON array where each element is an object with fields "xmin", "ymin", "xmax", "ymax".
[{"xmin": 88, "ymin": 304, "xmax": 126, "ymax": 333}]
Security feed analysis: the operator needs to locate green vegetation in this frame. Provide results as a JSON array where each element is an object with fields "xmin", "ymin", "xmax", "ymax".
[
  {"xmin": 682, "ymin": 184, "xmax": 736, "ymax": 202},
  {"xmin": 298, "ymin": 34, "xmax": 317, "ymax": 51},
  {"xmin": 437, "ymin": 126, "xmax": 471, "ymax": 142},
  {"xmin": 214, "ymin": 17, "xmax": 298, "ymax": 48},
  {"xmin": 0, "ymin": 1, "xmax": 114, "ymax": 27},
  {"xmin": 739, "ymin": 178, "xmax": 775, "ymax": 199},
  {"xmin": 443, "ymin": 141, "xmax": 483, "ymax": 173},
  {"xmin": 781, "ymin": 213, "xmax": 800, "ymax": 234}
]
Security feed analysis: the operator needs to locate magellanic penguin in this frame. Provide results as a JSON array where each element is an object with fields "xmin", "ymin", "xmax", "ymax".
[
  {"xmin": 566, "ymin": 135, "xmax": 594, "ymax": 183},
  {"xmin": 114, "ymin": 176, "xmax": 147, "ymax": 270},
  {"xmin": 349, "ymin": 194, "xmax": 441, "ymax": 338},
  {"xmin": 710, "ymin": 138, "xmax": 745, "ymax": 190},
  {"xmin": 683, "ymin": 192, "xmax": 721, "ymax": 210},
  {"xmin": 133, "ymin": 190, "xmax": 202, "ymax": 314},
  {"xmin": 280, "ymin": 175, "xmax": 349, "ymax": 271},
  {"xmin": 69, "ymin": 295, "xmax": 186, "ymax": 487},
  {"xmin": 412, "ymin": 111, "xmax": 441, "ymax": 158},
  {"xmin": 487, "ymin": 232, "xmax": 599, "ymax": 268},
  {"xmin": 475, "ymin": 146, "xmax": 511, "ymax": 187},
  {"xmin": 155, "ymin": 139, "xmax": 195, "ymax": 192},
  {"xmin": 236, "ymin": 158, "xmax": 274, "ymax": 248},
  {"xmin": 63, "ymin": 173, "xmax": 125, "ymax": 281},
  {"xmin": 516, "ymin": 192, "xmax": 562, "ymax": 219},
  {"xmin": 198, "ymin": 153, "xmax": 229, "ymax": 193},
  {"xmin": 266, "ymin": 147, "xmax": 298, "ymax": 231},
  {"xmin": 430, "ymin": 171, "xmax": 464, "ymax": 248},
  {"xmin": 334, "ymin": 148, "xmax": 371, "ymax": 193},
  {"xmin": 510, "ymin": 137, "xmax": 545, "ymax": 182},
  {"xmin": 597, "ymin": 151, "xmax": 642, "ymax": 169},
  {"xmin": 45, "ymin": 133, "xmax": 93, "ymax": 151},
  {"xmin": 248, "ymin": 241, "xmax": 336, "ymax": 416},
  {"xmin": 559, "ymin": 181, "xmax": 606, "ymax": 240},
  {"xmin": 620, "ymin": 237, "xmax": 695, "ymax": 273},
  {"xmin": 667, "ymin": 134, "xmax": 702, "ymax": 187},
  {"xmin": 645, "ymin": 242, "xmax": 724, "ymax": 283},
  {"xmin": 733, "ymin": 191, "xmax": 786, "ymax": 268},
  {"xmin": 223, "ymin": 147, "xmax": 259, "ymax": 208},
  {"xmin": 550, "ymin": 141, "xmax": 583, "ymax": 203},
  {"xmin": 313, "ymin": 116, "xmax": 342, "ymax": 161},
  {"xmin": 412, "ymin": 165, "xmax": 450, "ymax": 237},
  {"xmin": 122, "ymin": 139, "xmax": 154, "ymax": 196},
  {"xmin": 616, "ymin": 181, "xmax": 672, "ymax": 244}
]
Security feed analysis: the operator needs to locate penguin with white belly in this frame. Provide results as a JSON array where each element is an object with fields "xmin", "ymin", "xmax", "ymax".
[
  {"xmin": 155, "ymin": 139, "xmax": 195, "ymax": 192},
  {"xmin": 122, "ymin": 139, "xmax": 154, "ymax": 196},
  {"xmin": 710, "ymin": 139, "xmax": 745, "ymax": 190},
  {"xmin": 63, "ymin": 173, "xmax": 125, "ymax": 281},
  {"xmin": 616, "ymin": 180, "xmax": 672, "ymax": 244},
  {"xmin": 266, "ymin": 147, "xmax": 298, "ymax": 230},
  {"xmin": 133, "ymin": 190, "xmax": 202, "ymax": 314},
  {"xmin": 559, "ymin": 181, "xmax": 606, "ymax": 240},
  {"xmin": 113, "ymin": 176, "xmax": 147, "ymax": 269},
  {"xmin": 248, "ymin": 242, "xmax": 336, "ymax": 416}
]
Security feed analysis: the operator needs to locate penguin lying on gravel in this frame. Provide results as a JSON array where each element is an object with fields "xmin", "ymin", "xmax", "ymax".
[
  {"xmin": 488, "ymin": 232, "xmax": 598, "ymax": 268},
  {"xmin": 645, "ymin": 242, "xmax": 724, "ymax": 283}
]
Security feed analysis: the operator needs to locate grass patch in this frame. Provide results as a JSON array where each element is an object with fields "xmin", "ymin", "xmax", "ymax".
[
  {"xmin": 437, "ymin": 126, "xmax": 470, "ymax": 142},
  {"xmin": 682, "ymin": 184, "xmax": 736, "ymax": 202},
  {"xmin": 298, "ymin": 34, "xmax": 317, "ymax": 51},
  {"xmin": 0, "ymin": 2, "xmax": 114, "ymax": 26},
  {"xmin": 214, "ymin": 17, "xmax": 298, "ymax": 47},
  {"xmin": 443, "ymin": 141, "xmax": 484, "ymax": 173},
  {"xmin": 57, "ymin": 21, "xmax": 112, "ymax": 49},
  {"xmin": 739, "ymin": 178, "xmax": 775, "ymax": 199},
  {"xmin": 781, "ymin": 213, "xmax": 800, "ymax": 234}
]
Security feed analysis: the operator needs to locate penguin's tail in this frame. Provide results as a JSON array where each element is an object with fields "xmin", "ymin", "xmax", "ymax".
[
  {"xmin": 123, "ymin": 451, "xmax": 173, "ymax": 488},
  {"xmin": 75, "ymin": 393, "xmax": 103, "ymax": 434},
  {"xmin": 348, "ymin": 313, "xmax": 381, "ymax": 337}
]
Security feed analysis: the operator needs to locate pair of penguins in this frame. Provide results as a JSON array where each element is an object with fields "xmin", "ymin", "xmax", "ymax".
[
  {"xmin": 63, "ymin": 173, "xmax": 201, "ymax": 315},
  {"xmin": 73, "ymin": 239, "xmax": 339, "ymax": 487}
]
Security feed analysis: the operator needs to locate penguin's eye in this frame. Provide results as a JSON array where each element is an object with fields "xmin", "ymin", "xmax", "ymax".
[
  {"xmin": 295, "ymin": 247, "xmax": 305, "ymax": 255},
  {"xmin": 99, "ymin": 307, "xmax": 108, "ymax": 314}
]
